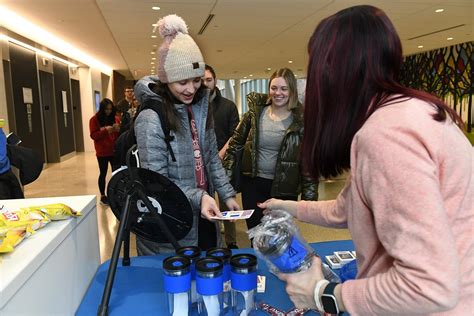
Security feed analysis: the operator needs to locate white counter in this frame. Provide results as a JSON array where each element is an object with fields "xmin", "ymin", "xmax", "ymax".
[{"xmin": 0, "ymin": 195, "xmax": 100, "ymax": 315}]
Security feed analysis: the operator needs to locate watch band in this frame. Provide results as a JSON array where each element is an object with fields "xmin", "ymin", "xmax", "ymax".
[
  {"xmin": 314, "ymin": 279, "xmax": 329, "ymax": 311},
  {"xmin": 322, "ymin": 282, "xmax": 341, "ymax": 314}
]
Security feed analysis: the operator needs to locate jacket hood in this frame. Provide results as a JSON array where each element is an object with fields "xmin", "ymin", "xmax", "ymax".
[{"xmin": 134, "ymin": 75, "xmax": 163, "ymax": 105}]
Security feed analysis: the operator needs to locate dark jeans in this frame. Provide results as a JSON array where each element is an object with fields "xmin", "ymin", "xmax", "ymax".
[
  {"xmin": 97, "ymin": 156, "xmax": 114, "ymax": 195},
  {"xmin": 241, "ymin": 176, "xmax": 297, "ymax": 230}
]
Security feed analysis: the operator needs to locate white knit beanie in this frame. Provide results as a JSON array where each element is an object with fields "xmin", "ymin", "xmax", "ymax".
[{"xmin": 156, "ymin": 14, "xmax": 205, "ymax": 83}]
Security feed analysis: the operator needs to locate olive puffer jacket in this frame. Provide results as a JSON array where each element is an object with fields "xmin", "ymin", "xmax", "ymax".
[{"xmin": 223, "ymin": 92, "xmax": 318, "ymax": 200}]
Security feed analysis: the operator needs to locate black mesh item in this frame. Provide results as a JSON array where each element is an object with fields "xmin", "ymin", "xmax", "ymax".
[{"xmin": 107, "ymin": 167, "xmax": 193, "ymax": 243}]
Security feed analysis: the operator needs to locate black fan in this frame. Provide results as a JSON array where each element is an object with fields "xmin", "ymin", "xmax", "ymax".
[{"xmin": 107, "ymin": 167, "xmax": 193, "ymax": 242}]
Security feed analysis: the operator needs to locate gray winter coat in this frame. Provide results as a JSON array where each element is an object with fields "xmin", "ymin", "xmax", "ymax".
[{"xmin": 134, "ymin": 76, "xmax": 235, "ymax": 254}]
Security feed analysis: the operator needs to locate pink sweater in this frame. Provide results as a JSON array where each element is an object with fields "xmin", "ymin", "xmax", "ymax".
[{"xmin": 297, "ymin": 98, "xmax": 473, "ymax": 315}]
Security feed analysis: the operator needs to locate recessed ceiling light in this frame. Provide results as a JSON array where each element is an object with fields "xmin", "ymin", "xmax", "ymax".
[
  {"xmin": 435, "ymin": 9, "xmax": 444, "ymax": 13},
  {"xmin": 151, "ymin": 57, "xmax": 156, "ymax": 60},
  {"xmin": 249, "ymin": 74, "xmax": 253, "ymax": 77},
  {"xmin": 152, "ymin": 6, "xmax": 160, "ymax": 11},
  {"xmin": 418, "ymin": 45, "xmax": 424, "ymax": 48},
  {"xmin": 152, "ymin": 23, "xmax": 157, "ymax": 27},
  {"xmin": 153, "ymin": 44, "xmax": 157, "ymax": 47},
  {"xmin": 151, "ymin": 62, "xmax": 155, "ymax": 64},
  {"xmin": 244, "ymin": 76, "xmax": 247, "ymax": 79},
  {"xmin": 151, "ymin": 51, "xmax": 155, "ymax": 54},
  {"xmin": 447, "ymin": 37, "xmax": 453, "ymax": 40},
  {"xmin": 288, "ymin": 60, "xmax": 293, "ymax": 64},
  {"xmin": 295, "ymin": 74, "xmax": 298, "ymax": 77},
  {"xmin": 151, "ymin": 35, "xmax": 157, "ymax": 38},
  {"xmin": 267, "ymin": 67, "xmax": 271, "ymax": 71}
]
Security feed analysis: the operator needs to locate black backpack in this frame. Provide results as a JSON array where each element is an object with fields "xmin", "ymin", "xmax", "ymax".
[{"xmin": 112, "ymin": 99, "xmax": 176, "ymax": 170}]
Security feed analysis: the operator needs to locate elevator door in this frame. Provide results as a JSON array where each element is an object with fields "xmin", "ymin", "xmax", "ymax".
[
  {"xmin": 9, "ymin": 43, "xmax": 45, "ymax": 160},
  {"xmin": 39, "ymin": 70, "xmax": 60, "ymax": 163}
]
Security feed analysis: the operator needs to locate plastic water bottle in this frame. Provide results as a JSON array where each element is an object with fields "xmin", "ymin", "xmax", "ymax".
[
  {"xmin": 206, "ymin": 247, "xmax": 232, "ymax": 314},
  {"xmin": 256, "ymin": 225, "xmax": 313, "ymax": 273},
  {"xmin": 230, "ymin": 254, "xmax": 257, "ymax": 316},
  {"xmin": 196, "ymin": 257, "xmax": 224, "ymax": 316},
  {"xmin": 163, "ymin": 255, "xmax": 191, "ymax": 316},
  {"xmin": 176, "ymin": 246, "xmax": 201, "ymax": 308}
]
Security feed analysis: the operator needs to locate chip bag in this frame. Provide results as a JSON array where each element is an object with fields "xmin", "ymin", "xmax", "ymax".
[
  {"xmin": 0, "ymin": 228, "xmax": 30, "ymax": 253},
  {"xmin": 0, "ymin": 208, "xmax": 50, "ymax": 234},
  {"xmin": 24, "ymin": 203, "xmax": 81, "ymax": 220}
]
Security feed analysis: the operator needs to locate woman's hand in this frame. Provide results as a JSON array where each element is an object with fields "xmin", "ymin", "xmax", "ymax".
[
  {"xmin": 278, "ymin": 256, "xmax": 325, "ymax": 310},
  {"xmin": 225, "ymin": 197, "xmax": 240, "ymax": 211},
  {"xmin": 200, "ymin": 193, "xmax": 221, "ymax": 221},
  {"xmin": 257, "ymin": 198, "xmax": 298, "ymax": 217}
]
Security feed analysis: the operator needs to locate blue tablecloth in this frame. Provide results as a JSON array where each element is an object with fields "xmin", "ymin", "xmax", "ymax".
[{"xmin": 76, "ymin": 240, "xmax": 354, "ymax": 315}]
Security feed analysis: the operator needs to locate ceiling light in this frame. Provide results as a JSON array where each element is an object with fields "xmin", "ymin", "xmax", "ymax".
[
  {"xmin": 249, "ymin": 74, "xmax": 253, "ymax": 77},
  {"xmin": 288, "ymin": 60, "xmax": 293, "ymax": 64},
  {"xmin": 152, "ymin": 6, "xmax": 160, "ymax": 11},
  {"xmin": 152, "ymin": 23, "xmax": 157, "ymax": 27},
  {"xmin": 151, "ymin": 62, "xmax": 155, "ymax": 65},
  {"xmin": 418, "ymin": 45, "xmax": 424, "ymax": 48},
  {"xmin": 151, "ymin": 57, "xmax": 156, "ymax": 60},
  {"xmin": 435, "ymin": 9, "xmax": 444, "ymax": 13},
  {"xmin": 447, "ymin": 37, "xmax": 453, "ymax": 40},
  {"xmin": 0, "ymin": 5, "xmax": 111, "ymax": 74},
  {"xmin": 267, "ymin": 67, "xmax": 271, "ymax": 71},
  {"xmin": 151, "ymin": 35, "xmax": 157, "ymax": 38},
  {"xmin": 153, "ymin": 44, "xmax": 157, "ymax": 47},
  {"xmin": 5, "ymin": 36, "xmax": 78, "ymax": 68},
  {"xmin": 151, "ymin": 51, "xmax": 155, "ymax": 54}
]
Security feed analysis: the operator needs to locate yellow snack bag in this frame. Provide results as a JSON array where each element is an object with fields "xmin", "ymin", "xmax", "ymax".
[
  {"xmin": 25, "ymin": 203, "xmax": 81, "ymax": 220},
  {"xmin": 0, "ymin": 208, "xmax": 50, "ymax": 232},
  {"xmin": 0, "ymin": 229, "xmax": 28, "ymax": 253}
]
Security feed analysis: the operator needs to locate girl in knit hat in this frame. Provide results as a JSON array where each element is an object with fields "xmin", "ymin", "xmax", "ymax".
[{"xmin": 134, "ymin": 14, "xmax": 239, "ymax": 254}]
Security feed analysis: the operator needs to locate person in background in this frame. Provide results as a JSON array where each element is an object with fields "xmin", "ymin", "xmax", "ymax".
[
  {"xmin": 134, "ymin": 14, "xmax": 240, "ymax": 254},
  {"xmin": 128, "ymin": 98, "xmax": 139, "ymax": 118},
  {"xmin": 89, "ymin": 98, "xmax": 120, "ymax": 205},
  {"xmin": 203, "ymin": 64, "xmax": 240, "ymax": 249},
  {"xmin": 0, "ymin": 125, "xmax": 23, "ymax": 199},
  {"xmin": 116, "ymin": 86, "xmax": 134, "ymax": 113},
  {"xmin": 223, "ymin": 68, "xmax": 319, "ymax": 233},
  {"xmin": 260, "ymin": 5, "xmax": 473, "ymax": 315},
  {"xmin": 116, "ymin": 104, "xmax": 131, "ymax": 135}
]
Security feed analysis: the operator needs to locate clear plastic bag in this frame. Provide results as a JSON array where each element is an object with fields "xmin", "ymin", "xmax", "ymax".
[{"xmin": 248, "ymin": 210, "xmax": 340, "ymax": 283}]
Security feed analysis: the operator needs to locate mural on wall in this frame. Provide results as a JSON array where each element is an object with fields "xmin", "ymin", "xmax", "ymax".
[{"xmin": 400, "ymin": 41, "xmax": 473, "ymax": 132}]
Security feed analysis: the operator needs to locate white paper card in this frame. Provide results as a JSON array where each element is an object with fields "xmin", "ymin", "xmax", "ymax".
[{"xmin": 211, "ymin": 210, "xmax": 254, "ymax": 220}]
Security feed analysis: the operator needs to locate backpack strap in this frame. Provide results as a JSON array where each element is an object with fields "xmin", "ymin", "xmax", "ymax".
[{"xmin": 140, "ymin": 99, "xmax": 176, "ymax": 162}]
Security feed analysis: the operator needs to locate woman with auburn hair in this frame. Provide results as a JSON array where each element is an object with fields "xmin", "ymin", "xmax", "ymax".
[
  {"xmin": 224, "ymin": 67, "xmax": 318, "ymax": 233},
  {"xmin": 259, "ymin": 5, "xmax": 473, "ymax": 315}
]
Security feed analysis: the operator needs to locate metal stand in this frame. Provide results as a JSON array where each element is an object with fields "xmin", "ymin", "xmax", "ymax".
[{"xmin": 97, "ymin": 146, "xmax": 181, "ymax": 316}]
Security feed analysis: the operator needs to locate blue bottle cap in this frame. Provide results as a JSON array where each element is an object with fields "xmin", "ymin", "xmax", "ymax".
[{"xmin": 176, "ymin": 246, "xmax": 201, "ymax": 261}]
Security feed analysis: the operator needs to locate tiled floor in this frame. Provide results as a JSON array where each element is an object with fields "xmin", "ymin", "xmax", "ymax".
[{"xmin": 24, "ymin": 152, "xmax": 350, "ymax": 263}]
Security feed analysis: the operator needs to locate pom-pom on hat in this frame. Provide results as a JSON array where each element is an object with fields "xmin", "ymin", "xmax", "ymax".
[{"xmin": 156, "ymin": 14, "xmax": 205, "ymax": 83}]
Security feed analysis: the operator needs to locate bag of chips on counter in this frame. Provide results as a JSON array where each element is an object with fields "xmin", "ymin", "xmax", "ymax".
[
  {"xmin": 0, "ymin": 208, "xmax": 50, "ymax": 233},
  {"xmin": 23, "ymin": 203, "xmax": 81, "ymax": 220},
  {"xmin": 0, "ymin": 228, "xmax": 30, "ymax": 253}
]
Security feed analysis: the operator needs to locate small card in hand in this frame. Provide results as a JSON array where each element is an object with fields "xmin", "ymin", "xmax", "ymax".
[{"xmin": 210, "ymin": 209, "xmax": 254, "ymax": 220}]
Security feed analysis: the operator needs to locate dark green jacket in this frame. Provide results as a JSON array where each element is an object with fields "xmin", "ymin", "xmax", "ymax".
[{"xmin": 223, "ymin": 92, "xmax": 318, "ymax": 200}]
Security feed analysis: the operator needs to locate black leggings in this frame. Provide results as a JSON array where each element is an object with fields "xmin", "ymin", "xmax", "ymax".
[
  {"xmin": 97, "ymin": 156, "xmax": 114, "ymax": 195},
  {"xmin": 241, "ymin": 176, "xmax": 298, "ymax": 230}
]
